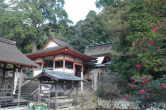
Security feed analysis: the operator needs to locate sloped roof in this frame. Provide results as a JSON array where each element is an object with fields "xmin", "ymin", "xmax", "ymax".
[
  {"xmin": 0, "ymin": 37, "xmax": 37, "ymax": 67},
  {"xmin": 36, "ymin": 70, "xmax": 82, "ymax": 81},
  {"xmin": 27, "ymin": 36, "xmax": 95, "ymax": 61},
  {"xmin": 27, "ymin": 46, "xmax": 65, "ymax": 57},
  {"xmin": 52, "ymin": 36, "xmax": 70, "ymax": 47},
  {"xmin": 27, "ymin": 46, "xmax": 95, "ymax": 61},
  {"xmin": 84, "ymin": 43, "xmax": 112, "ymax": 57}
]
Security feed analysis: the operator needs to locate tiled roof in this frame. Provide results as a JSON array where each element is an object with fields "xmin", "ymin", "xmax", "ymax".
[
  {"xmin": 27, "ymin": 46, "xmax": 95, "ymax": 61},
  {"xmin": 26, "ymin": 36, "xmax": 69, "ymax": 56},
  {"xmin": 36, "ymin": 70, "xmax": 82, "ymax": 81},
  {"xmin": 27, "ymin": 46, "xmax": 65, "ymax": 56},
  {"xmin": 84, "ymin": 43, "xmax": 112, "ymax": 57},
  {"xmin": 0, "ymin": 37, "xmax": 37, "ymax": 67},
  {"xmin": 52, "ymin": 36, "xmax": 70, "ymax": 47}
]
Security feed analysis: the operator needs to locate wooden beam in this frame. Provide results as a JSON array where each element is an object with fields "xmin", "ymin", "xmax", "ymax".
[
  {"xmin": 12, "ymin": 65, "xmax": 16, "ymax": 92},
  {"xmin": 0, "ymin": 63, "xmax": 20, "ymax": 71},
  {"xmin": 63, "ymin": 55, "xmax": 66, "ymax": 71},
  {"xmin": 1, "ymin": 63, "xmax": 7, "ymax": 89},
  {"xmin": 81, "ymin": 65, "xmax": 84, "ymax": 92}
]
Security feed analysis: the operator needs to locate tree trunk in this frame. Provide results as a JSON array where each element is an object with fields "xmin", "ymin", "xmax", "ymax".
[{"xmin": 32, "ymin": 41, "xmax": 37, "ymax": 52}]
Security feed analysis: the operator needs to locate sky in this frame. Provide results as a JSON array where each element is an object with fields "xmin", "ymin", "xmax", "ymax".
[{"xmin": 64, "ymin": 0, "xmax": 98, "ymax": 24}]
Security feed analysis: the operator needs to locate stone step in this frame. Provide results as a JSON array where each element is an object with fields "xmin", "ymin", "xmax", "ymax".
[{"xmin": 15, "ymin": 80, "xmax": 39, "ymax": 101}]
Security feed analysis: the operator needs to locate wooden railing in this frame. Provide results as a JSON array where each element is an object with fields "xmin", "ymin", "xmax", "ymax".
[
  {"xmin": 0, "ymin": 89, "xmax": 12, "ymax": 97},
  {"xmin": 0, "ymin": 89, "xmax": 13, "ymax": 104}
]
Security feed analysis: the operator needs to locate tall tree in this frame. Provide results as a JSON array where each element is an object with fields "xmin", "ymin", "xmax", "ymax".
[
  {"xmin": 64, "ymin": 11, "xmax": 111, "ymax": 52},
  {"xmin": 0, "ymin": 0, "xmax": 70, "ymax": 53},
  {"xmin": 96, "ymin": 0, "xmax": 125, "ymax": 8},
  {"xmin": 18, "ymin": 0, "xmax": 70, "ymax": 51},
  {"xmin": 98, "ymin": 0, "xmax": 166, "ymax": 106}
]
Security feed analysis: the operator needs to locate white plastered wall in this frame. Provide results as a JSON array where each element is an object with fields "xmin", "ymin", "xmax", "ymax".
[{"xmin": 44, "ymin": 41, "xmax": 59, "ymax": 49}]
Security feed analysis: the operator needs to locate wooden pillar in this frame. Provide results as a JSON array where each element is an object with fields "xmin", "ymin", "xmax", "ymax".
[
  {"xmin": 94, "ymin": 71, "xmax": 98, "ymax": 91},
  {"xmin": 38, "ymin": 81, "xmax": 41, "ymax": 104},
  {"xmin": 41, "ymin": 63, "xmax": 44, "ymax": 71},
  {"xmin": 92, "ymin": 71, "xmax": 94, "ymax": 89},
  {"xmin": 12, "ymin": 65, "xmax": 16, "ymax": 94},
  {"xmin": 54, "ymin": 81, "xmax": 57, "ymax": 110},
  {"xmin": 75, "ymin": 82, "xmax": 78, "ymax": 105},
  {"xmin": 81, "ymin": 65, "xmax": 84, "ymax": 92},
  {"xmin": 73, "ymin": 63, "xmax": 76, "ymax": 75},
  {"xmin": 13, "ymin": 68, "xmax": 18, "ymax": 95},
  {"xmin": 18, "ymin": 68, "xmax": 23, "ymax": 106},
  {"xmin": 1, "ymin": 64, "xmax": 7, "ymax": 89},
  {"xmin": 53, "ymin": 58, "xmax": 55, "ymax": 69},
  {"xmin": 63, "ymin": 56, "xmax": 66, "ymax": 72}
]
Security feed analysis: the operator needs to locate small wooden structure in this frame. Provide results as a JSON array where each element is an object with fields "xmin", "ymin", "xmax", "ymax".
[
  {"xmin": 0, "ymin": 37, "xmax": 37, "ymax": 107},
  {"xmin": 35, "ymin": 69, "xmax": 82, "ymax": 109},
  {"xmin": 84, "ymin": 43, "xmax": 112, "ymax": 90}
]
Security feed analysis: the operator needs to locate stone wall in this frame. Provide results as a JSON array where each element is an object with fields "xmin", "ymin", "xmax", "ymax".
[
  {"xmin": 97, "ymin": 98, "xmax": 166, "ymax": 110},
  {"xmin": 97, "ymin": 98, "xmax": 138, "ymax": 110}
]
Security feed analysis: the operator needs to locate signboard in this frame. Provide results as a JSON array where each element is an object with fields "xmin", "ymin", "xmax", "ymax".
[{"xmin": 40, "ymin": 84, "xmax": 52, "ymax": 95}]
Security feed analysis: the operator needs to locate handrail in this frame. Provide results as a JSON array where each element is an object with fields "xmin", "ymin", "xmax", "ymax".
[
  {"xmin": 31, "ymin": 88, "xmax": 39, "ymax": 95},
  {"xmin": 21, "ymin": 80, "xmax": 31, "ymax": 87}
]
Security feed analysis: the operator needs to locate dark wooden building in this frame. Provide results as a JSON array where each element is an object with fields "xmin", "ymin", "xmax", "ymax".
[{"xmin": 0, "ymin": 37, "xmax": 37, "ymax": 106}]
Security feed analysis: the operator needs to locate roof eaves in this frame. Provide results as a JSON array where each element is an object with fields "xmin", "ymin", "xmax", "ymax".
[
  {"xmin": 0, "ymin": 37, "xmax": 16, "ymax": 45},
  {"xmin": 27, "ymin": 46, "xmax": 66, "ymax": 57},
  {"xmin": 0, "ymin": 54, "xmax": 38, "ymax": 68},
  {"xmin": 87, "ymin": 42, "xmax": 112, "ymax": 48},
  {"xmin": 67, "ymin": 47, "xmax": 96, "ymax": 61}
]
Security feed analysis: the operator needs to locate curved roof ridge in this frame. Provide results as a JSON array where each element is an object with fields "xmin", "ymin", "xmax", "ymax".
[
  {"xmin": 88, "ymin": 42, "xmax": 112, "ymax": 48},
  {"xmin": 51, "ymin": 35, "xmax": 70, "ymax": 47}
]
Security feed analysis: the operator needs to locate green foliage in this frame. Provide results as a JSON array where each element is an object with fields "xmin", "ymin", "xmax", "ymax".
[
  {"xmin": 64, "ymin": 11, "xmax": 111, "ymax": 52},
  {"xmin": 107, "ymin": 0, "xmax": 166, "ymax": 106},
  {"xmin": 129, "ymin": 75, "xmax": 166, "ymax": 108},
  {"xmin": 0, "ymin": 10, "xmax": 37, "ymax": 53},
  {"xmin": 105, "ymin": 0, "xmax": 166, "ymax": 77},
  {"xmin": 0, "ymin": 0, "xmax": 70, "ymax": 53},
  {"xmin": 127, "ymin": 0, "xmax": 166, "ymax": 76},
  {"xmin": 94, "ymin": 0, "xmax": 166, "ymax": 105},
  {"xmin": 96, "ymin": 71, "xmax": 129, "ymax": 100},
  {"xmin": 96, "ymin": 0, "xmax": 124, "ymax": 8}
]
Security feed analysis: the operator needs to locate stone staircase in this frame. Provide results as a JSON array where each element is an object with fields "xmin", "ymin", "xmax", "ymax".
[{"xmin": 15, "ymin": 80, "xmax": 39, "ymax": 101}]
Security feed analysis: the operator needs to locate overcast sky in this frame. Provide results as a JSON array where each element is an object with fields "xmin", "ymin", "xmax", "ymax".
[{"xmin": 64, "ymin": 0, "xmax": 98, "ymax": 24}]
